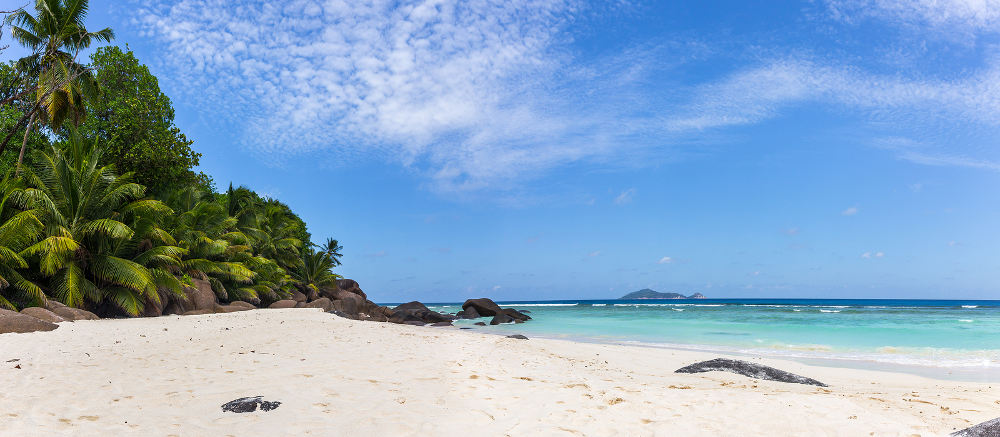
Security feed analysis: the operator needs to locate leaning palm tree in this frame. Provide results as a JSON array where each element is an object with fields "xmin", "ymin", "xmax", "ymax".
[
  {"xmin": 5, "ymin": 0, "xmax": 114, "ymax": 172},
  {"xmin": 19, "ymin": 130, "xmax": 180, "ymax": 315},
  {"xmin": 0, "ymin": 175, "xmax": 45, "ymax": 309}
]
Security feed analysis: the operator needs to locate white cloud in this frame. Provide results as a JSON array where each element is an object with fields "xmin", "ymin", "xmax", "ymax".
[
  {"xmin": 492, "ymin": 285, "xmax": 502, "ymax": 291},
  {"xmin": 131, "ymin": 0, "xmax": 665, "ymax": 193},
  {"xmin": 614, "ymin": 188, "xmax": 636, "ymax": 205},
  {"xmin": 826, "ymin": 0, "xmax": 1000, "ymax": 32},
  {"xmin": 667, "ymin": 59, "xmax": 1000, "ymax": 173},
  {"xmin": 130, "ymin": 0, "xmax": 1000, "ymax": 194},
  {"xmin": 861, "ymin": 252, "xmax": 871, "ymax": 258},
  {"xmin": 842, "ymin": 206, "xmax": 859, "ymax": 216},
  {"xmin": 657, "ymin": 256, "xmax": 673, "ymax": 264},
  {"xmin": 861, "ymin": 251, "xmax": 884, "ymax": 259}
]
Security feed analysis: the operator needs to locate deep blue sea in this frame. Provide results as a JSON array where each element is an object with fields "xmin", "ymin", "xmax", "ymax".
[{"xmin": 415, "ymin": 298, "xmax": 1000, "ymax": 381}]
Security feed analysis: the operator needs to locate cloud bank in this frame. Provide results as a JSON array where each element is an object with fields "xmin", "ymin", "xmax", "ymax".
[{"xmin": 131, "ymin": 0, "xmax": 1000, "ymax": 195}]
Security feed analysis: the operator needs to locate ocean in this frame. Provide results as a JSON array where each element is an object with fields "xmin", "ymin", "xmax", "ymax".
[{"xmin": 420, "ymin": 298, "xmax": 1000, "ymax": 381}]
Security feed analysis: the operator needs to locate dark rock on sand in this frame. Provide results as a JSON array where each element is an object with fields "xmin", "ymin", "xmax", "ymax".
[
  {"xmin": 336, "ymin": 279, "xmax": 368, "ymax": 300},
  {"xmin": 49, "ymin": 305, "xmax": 99, "ymax": 321},
  {"xmin": 187, "ymin": 279, "xmax": 218, "ymax": 312},
  {"xmin": 431, "ymin": 321, "xmax": 453, "ymax": 327},
  {"xmin": 952, "ymin": 417, "xmax": 1000, "ymax": 437},
  {"xmin": 216, "ymin": 301, "xmax": 255, "ymax": 313},
  {"xmin": 20, "ymin": 307, "xmax": 66, "ymax": 323},
  {"xmin": 183, "ymin": 309, "xmax": 214, "ymax": 316},
  {"xmin": 388, "ymin": 310, "xmax": 423, "ymax": 324},
  {"xmin": 675, "ymin": 358, "xmax": 827, "ymax": 387},
  {"xmin": 490, "ymin": 313, "xmax": 513, "ymax": 325},
  {"xmin": 394, "ymin": 301, "xmax": 430, "ymax": 312},
  {"xmin": 268, "ymin": 300, "xmax": 297, "ymax": 309},
  {"xmin": 221, "ymin": 396, "xmax": 281, "ymax": 413},
  {"xmin": 0, "ymin": 309, "xmax": 59, "ymax": 334},
  {"xmin": 502, "ymin": 308, "xmax": 531, "ymax": 322},
  {"xmin": 389, "ymin": 301, "xmax": 454, "ymax": 324},
  {"xmin": 462, "ymin": 298, "xmax": 504, "ymax": 317},
  {"xmin": 290, "ymin": 289, "xmax": 308, "ymax": 303},
  {"xmin": 305, "ymin": 297, "xmax": 333, "ymax": 311},
  {"xmin": 456, "ymin": 306, "xmax": 481, "ymax": 319},
  {"xmin": 460, "ymin": 327, "xmax": 473, "ymax": 330},
  {"xmin": 474, "ymin": 322, "xmax": 486, "ymax": 326},
  {"xmin": 403, "ymin": 320, "xmax": 426, "ymax": 326},
  {"xmin": 506, "ymin": 334, "xmax": 529, "ymax": 340},
  {"xmin": 330, "ymin": 291, "xmax": 364, "ymax": 314},
  {"xmin": 328, "ymin": 310, "xmax": 358, "ymax": 320}
]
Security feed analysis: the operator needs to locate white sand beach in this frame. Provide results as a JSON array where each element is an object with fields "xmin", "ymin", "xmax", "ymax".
[{"xmin": 0, "ymin": 309, "xmax": 996, "ymax": 436}]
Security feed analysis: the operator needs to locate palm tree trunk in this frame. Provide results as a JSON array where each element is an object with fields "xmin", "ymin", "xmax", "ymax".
[{"xmin": 15, "ymin": 111, "xmax": 37, "ymax": 176}]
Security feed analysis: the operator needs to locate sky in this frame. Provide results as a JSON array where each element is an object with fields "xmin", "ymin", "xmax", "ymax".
[{"xmin": 3, "ymin": 0, "xmax": 1000, "ymax": 301}]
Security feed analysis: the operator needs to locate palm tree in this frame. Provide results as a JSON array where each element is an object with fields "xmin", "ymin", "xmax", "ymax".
[
  {"xmin": 322, "ymin": 238, "xmax": 343, "ymax": 266},
  {"xmin": 19, "ymin": 130, "xmax": 180, "ymax": 315},
  {"xmin": 5, "ymin": 0, "xmax": 114, "ymax": 173},
  {"xmin": 293, "ymin": 247, "xmax": 340, "ymax": 293},
  {"xmin": 0, "ymin": 175, "xmax": 45, "ymax": 309}
]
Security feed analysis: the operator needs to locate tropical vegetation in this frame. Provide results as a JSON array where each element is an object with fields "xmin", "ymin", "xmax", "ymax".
[{"xmin": 0, "ymin": 1, "xmax": 344, "ymax": 316}]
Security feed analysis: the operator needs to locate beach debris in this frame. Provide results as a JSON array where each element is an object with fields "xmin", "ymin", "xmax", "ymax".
[
  {"xmin": 952, "ymin": 417, "xmax": 1000, "ymax": 437},
  {"xmin": 0, "ymin": 309, "xmax": 59, "ymax": 334},
  {"xmin": 675, "ymin": 358, "xmax": 827, "ymax": 387},
  {"xmin": 460, "ymin": 327, "xmax": 473, "ymax": 330},
  {"xmin": 506, "ymin": 334, "xmax": 529, "ymax": 340},
  {"xmin": 221, "ymin": 396, "xmax": 281, "ymax": 413}
]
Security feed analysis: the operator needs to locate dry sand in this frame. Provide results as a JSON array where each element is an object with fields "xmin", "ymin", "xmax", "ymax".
[{"xmin": 0, "ymin": 309, "xmax": 996, "ymax": 436}]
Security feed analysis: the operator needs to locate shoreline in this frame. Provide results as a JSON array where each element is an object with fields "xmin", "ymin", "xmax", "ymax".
[
  {"xmin": 1, "ymin": 309, "xmax": 996, "ymax": 435},
  {"xmin": 464, "ymin": 330, "xmax": 1000, "ymax": 384}
]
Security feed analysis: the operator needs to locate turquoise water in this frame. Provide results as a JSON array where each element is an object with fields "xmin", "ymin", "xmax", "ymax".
[{"xmin": 421, "ymin": 299, "xmax": 1000, "ymax": 381}]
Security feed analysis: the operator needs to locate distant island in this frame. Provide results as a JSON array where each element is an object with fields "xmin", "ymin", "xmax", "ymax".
[{"xmin": 619, "ymin": 289, "xmax": 706, "ymax": 299}]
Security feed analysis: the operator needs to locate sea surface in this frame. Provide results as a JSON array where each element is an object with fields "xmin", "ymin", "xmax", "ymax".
[{"xmin": 419, "ymin": 298, "xmax": 1000, "ymax": 381}]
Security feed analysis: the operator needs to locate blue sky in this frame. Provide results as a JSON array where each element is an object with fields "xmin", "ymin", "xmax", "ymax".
[{"xmin": 5, "ymin": 0, "xmax": 1000, "ymax": 301}]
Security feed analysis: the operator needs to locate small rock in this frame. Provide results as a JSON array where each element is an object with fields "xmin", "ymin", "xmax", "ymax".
[
  {"xmin": 221, "ymin": 396, "xmax": 281, "ymax": 413},
  {"xmin": 506, "ymin": 334, "xmax": 529, "ymax": 340},
  {"xmin": 474, "ymin": 322, "xmax": 486, "ymax": 326}
]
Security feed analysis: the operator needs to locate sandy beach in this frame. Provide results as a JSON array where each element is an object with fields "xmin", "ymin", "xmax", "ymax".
[{"xmin": 0, "ymin": 309, "xmax": 996, "ymax": 436}]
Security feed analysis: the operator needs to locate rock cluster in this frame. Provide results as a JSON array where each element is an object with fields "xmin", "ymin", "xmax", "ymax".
[
  {"xmin": 675, "ymin": 358, "xmax": 827, "ymax": 387},
  {"xmin": 458, "ymin": 298, "xmax": 531, "ymax": 325},
  {"xmin": 0, "ymin": 279, "xmax": 533, "ymax": 335}
]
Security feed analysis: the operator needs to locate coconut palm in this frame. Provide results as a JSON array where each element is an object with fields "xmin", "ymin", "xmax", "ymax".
[
  {"xmin": 322, "ymin": 238, "xmax": 343, "ymax": 267},
  {"xmin": 19, "ymin": 130, "xmax": 180, "ymax": 315},
  {"xmin": 292, "ymin": 247, "xmax": 340, "ymax": 293},
  {"xmin": 0, "ymin": 175, "xmax": 45, "ymax": 309},
  {"xmin": 5, "ymin": 0, "xmax": 114, "ymax": 172}
]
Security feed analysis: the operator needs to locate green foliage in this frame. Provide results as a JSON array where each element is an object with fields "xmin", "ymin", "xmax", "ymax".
[
  {"xmin": 0, "ymin": 175, "xmax": 45, "ymax": 309},
  {"xmin": 19, "ymin": 129, "xmax": 183, "ymax": 315},
  {"xmin": 0, "ymin": 62, "xmax": 52, "ymax": 173},
  {"xmin": 0, "ymin": 1, "xmax": 345, "ymax": 317},
  {"xmin": 6, "ymin": 0, "xmax": 113, "ymax": 129},
  {"xmin": 78, "ymin": 46, "xmax": 207, "ymax": 195}
]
